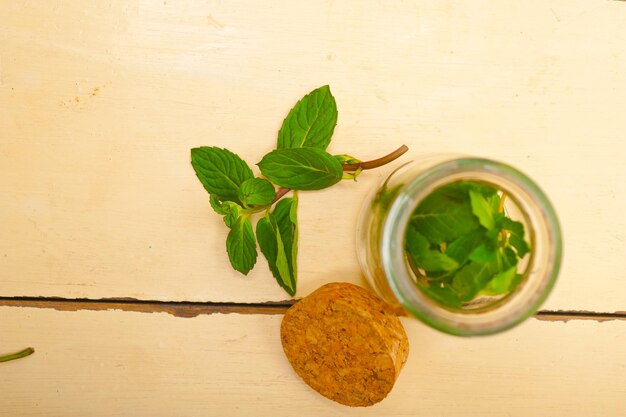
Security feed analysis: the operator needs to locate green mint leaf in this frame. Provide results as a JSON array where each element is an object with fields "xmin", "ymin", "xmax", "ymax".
[
  {"xmin": 451, "ymin": 261, "xmax": 499, "ymax": 302},
  {"xmin": 468, "ymin": 242, "xmax": 498, "ymax": 263},
  {"xmin": 488, "ymin": 194, "xmax": 501, "ymax": 214},
  {"xmin": 289, "ymin": 194, "xmax": 299, "ymax": 279},
  {"xmin": 274, "ymin": 197, "xmax": 298, "ymax": 283},
  {"xmin": 277, "ymin": 85, "xmax": 337, "ymax": 150},
  {"xmin": 447, "ymin": 181, "xmax": 499, "ymax": 197},
  {"xmin": 445, "ymin": 229, "xmax": 486, "ymax": 264},
  {"xmin": 410, "ymin": 185, "xmax": 480, "ymax": 244},
  {"xmin": 502, "ymin": 218, "xmax": 531, "ymax": 257},
  {"xmin": 209, "ymin": 197, "xmax": 242, "ymax": 227},
  {"xmin": 418, "ymin": 251, "xmax": 459, "ymax": 273},
  {"xmin": 209, "ymin": 195, "xmax": 227, "ymax": 215},
  {"xmin": 256, "ymin": 214, "xmax": 294, "ymax": 295},
  {"xmin": 494, "ymin": 211, "xmax": 506, "ymax": 227},
  {"xmin": 480, "ymin": 266, "xmax": 518, "ymax": 296},
  {"xmin": 405, "ymin": 224, "xmax": 429, "ymax": 253},
  {"xmin": 416, "ymin": 281, "xmax": 461, "ymax": 309},
  {"xmin": 256, "ymin": 197, "xmax": 299, "ymax": 296},
  {"xmin": 255, "ymin": 218, "xmax": 276, "ymax": 273},
  {"xmin": 257, "ymin": 148, "xmax": 343, "ymax": 190},
  {"xmin": 238, "ymin": 178, "xmax": 276, "ymax": 207},
  {"xmin": 222, "ymin": 202, "xmax": 242, "ymax": 228},
  {"xmin": 226, "ymin": 215, "xmax": 257, "ymax": 275},
  {"xmin": 503, "ymin": 246, "xmax": 518, "ymax": 269},
  {"xmin": 191, "ymin": 147, "xmax": 254, "ymax": 202},
  {"xmin": 405, "ymin": 226, "xmax": 459, "ymax": 272},
  {"xmin": 470, "ymin": 190, "xmax": 496, "ymax": 230}
]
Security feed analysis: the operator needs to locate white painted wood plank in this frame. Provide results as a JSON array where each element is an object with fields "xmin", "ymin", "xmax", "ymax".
[
  {"xmin": 1, "ymin": 1, "xmax": 625, "ymax": 310},
  {"xmin": 0, "ymin": 307, "xmax": 624, "ymax": 416}
]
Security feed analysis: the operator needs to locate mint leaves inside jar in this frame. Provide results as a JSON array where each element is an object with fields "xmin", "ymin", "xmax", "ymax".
[{"xmin": 404, "ymin": 181, "xmax": 531, "ymax": 309}]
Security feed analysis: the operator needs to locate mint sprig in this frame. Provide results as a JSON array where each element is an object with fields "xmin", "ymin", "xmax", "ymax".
[{"xmin": 191, "ymin": 86, "xmax": 408, "ymax": 295}]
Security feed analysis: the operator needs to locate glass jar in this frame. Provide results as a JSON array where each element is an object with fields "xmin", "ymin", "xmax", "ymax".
[{"xmin": 357, "ymin": 156, "xmax": 562, "ymax": 336}]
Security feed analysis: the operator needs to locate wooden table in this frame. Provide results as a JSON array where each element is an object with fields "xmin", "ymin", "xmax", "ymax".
[{"xmin": 1, "ymin": 1, "xmax": 625, "ymax": 415}]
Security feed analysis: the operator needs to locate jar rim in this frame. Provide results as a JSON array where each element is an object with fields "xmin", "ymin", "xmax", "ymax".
[{"xmin": 381, "ymin": 157, "xmax": 563, "ymax": 336}]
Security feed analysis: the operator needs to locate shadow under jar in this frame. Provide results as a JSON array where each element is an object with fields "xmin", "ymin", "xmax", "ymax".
[{"xmin": 357, "ymin": 156, "xmax": 562, "ymax": 336}]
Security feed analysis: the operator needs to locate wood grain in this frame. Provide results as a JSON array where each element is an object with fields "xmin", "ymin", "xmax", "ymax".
[
  {"xmin": 0, "ymin": 297, "xmax": 625, "ymax": 322},
  {"xmin": 0, "ymin": 297, "xmax": 293, "ymax": 317},
  {"xmin": 0, "ymin": 307, "xmax": 624, "ymax": 416},
  {"xmin": 1, "ymin": 0, "xmax": 626, "ymax": 311}
]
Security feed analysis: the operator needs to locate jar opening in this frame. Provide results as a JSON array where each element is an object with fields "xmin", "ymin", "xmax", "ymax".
[{"xmin": 381, "ymin": 158, "xmax": 562, "ymax": 336}]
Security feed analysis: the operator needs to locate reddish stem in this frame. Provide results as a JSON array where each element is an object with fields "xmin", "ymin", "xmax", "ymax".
[
  {"xmin": 341, "ymin": 144, "xmax": 409, "ymax": 172},
  {"xmin": 272, "ymin": 186, "xmax": 291, "ymax": 203}
]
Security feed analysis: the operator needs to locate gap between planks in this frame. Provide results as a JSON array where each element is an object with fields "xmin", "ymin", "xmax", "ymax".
[{"xmin": 0, "ymin": 296, "xmax": 624, "ymax": 322}]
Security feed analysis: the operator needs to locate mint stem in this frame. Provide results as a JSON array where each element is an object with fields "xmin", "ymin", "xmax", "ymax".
[
  {"xmin": 0, "ymin": 347, "xmax": 35, "ymax": 363},
  {"xmin": 272, "ymin": 145, "xmax": 409, "ymax": 204},
  {"xmin": 272, "ymin": 186, "xmax": 291, "ymax": 203},
  {"xmin": 498, "ymin": 193, "xmax": 507, "ymax": 213},
  {"xmin": 342, "ymin": 144, "xmax": 409, "ymax": 171}
]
